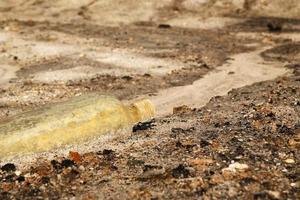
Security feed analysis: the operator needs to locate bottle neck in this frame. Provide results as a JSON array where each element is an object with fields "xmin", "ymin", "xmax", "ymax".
[{"xmin": 126, "ymin": 99, "xmax": 155, "ymax": 123}]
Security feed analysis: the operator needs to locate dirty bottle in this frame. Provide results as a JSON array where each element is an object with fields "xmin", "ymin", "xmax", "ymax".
[{"xmin": 0, "ymin": 94, "xmax": 155, "ymax": 157}]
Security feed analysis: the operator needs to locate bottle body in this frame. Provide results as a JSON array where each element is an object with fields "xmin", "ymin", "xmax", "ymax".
[{"xmin": 0, "ymin": 94, "xmax": 155, "ymax": 157}]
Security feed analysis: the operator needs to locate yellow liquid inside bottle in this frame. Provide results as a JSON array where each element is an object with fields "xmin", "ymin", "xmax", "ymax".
[{"xmin": 0, "ymin": 94, "xmax": 155, "ymax": 157}]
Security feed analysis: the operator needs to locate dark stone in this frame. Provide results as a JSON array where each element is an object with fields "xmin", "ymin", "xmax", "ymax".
[
  {"xmin": 4, "ymin": 175, "xmax": 15, "ymax": 182},
  {"xmin": 41, "ymin": 176, "xmax": 50, "ymax": 184},
  {"xmin": 253, "ymin": 191, "xmax": 267, "ymax": 199},
  {"xmin": 50, "ymin": 160, "xmax": 61, "ymax": 170},
  {"xmin": 200, "ymin": 139, "xmax": 211, "ymax": 147},
  {"xmin": 267, "ymin": 22, "xmax": 282, "ymax": 32},
  {"xmin": 65, "ymin": 169, "xmax": 79, "ymax": 181},
  {"xmin": 158, "ymin": 24, "xmax": 171, "ymax": 29},
  {"xmin": 61, "ymin": 159, "xmax": 76, "ymax": 168},
  {"xmin": 132, "ymin": 119, "xmax": 155, "ymax": 132},
  {"xmin": 277, "ymin": 125, "xmax": 293, "ymax": 135},
  {"xmin": 1, "ymin": 163, "xmax": 16, "ymax": 172},
  {"xmin": 102, "ymin": 149, "xmax": 115, "ymax": 160},
  {"xmin": 28, "ymin": 188, "xmax": 41, "ymax": 197},
  {"xmin": 172, "ymin": 164, "xmax": 190, "ymax": 179},
  {"xmin": 234, "ymin": 145, "xmax": 245, "ymax": 156},
  {"xmin": 229, "ymin": 137, "xmax": 242, "ymax": 145},
  {"xmin": 214, "ymin": 122, "xmax": 221, "ymax": 128},
  {"xmin": 195, "ymin": 188, "xmax": 207, "ymax": 196},
  {"xmin": 16, "ymin": 176, "xmax": 25, "ymax": 183},
  {"xmin": 224, "ymin": 121, "xmax": 231, "ymax": 126},
  {"xmin": 121, "ymin": 75, "xmax": 133, "ymax": 81},
  {"xmin": 127, "ymin": 158, "xmax": 145, "ymax": 167},
  {"xmin": 143, "ymin": 164, "xmax": 162, "ymax": 172}
]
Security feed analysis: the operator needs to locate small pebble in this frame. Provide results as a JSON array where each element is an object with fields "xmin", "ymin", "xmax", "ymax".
[
  {"xmin": 79, "ymin": 165, "xmax": 85, "ymax": 171},
  {"xmin": 291, "ymin": 181, "xmax": 300, "ymax": 188},
  {"xmin": 284, "ymin": 158, "xmax": 295, "ymax": 164},
  {"xmin": 15, "ymin": 170, "xmax": 21, "ymax": 176},
  {"xmin": 222, "ymin": 162, "xmax": 249, "ymax": 173},
  {"xmin": 1, "ymin": 163, "xmax": 16, "ymax": 172},
  {"xmin": 61, "ymin": 159, "xmax": 75, "ymax": 168},
  {"xmin": 16, "ymin": 176, "xmax": 25, "ymax": 183},
  {"xmin": 266, "ymin": 190, "xmax": 281, "ymax": 199}
]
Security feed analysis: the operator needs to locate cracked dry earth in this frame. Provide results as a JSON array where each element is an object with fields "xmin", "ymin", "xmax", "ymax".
[{"xmin": 0, "ymin": 0, "xmax": 300, "ymax": 199}]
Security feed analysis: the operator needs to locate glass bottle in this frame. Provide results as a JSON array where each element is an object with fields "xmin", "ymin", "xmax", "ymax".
[{"xmin": 0, "ymin": 94, "xmax": 155, "ymax": 157}]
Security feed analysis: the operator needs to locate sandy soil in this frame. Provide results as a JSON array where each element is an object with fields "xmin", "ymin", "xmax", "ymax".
[
  {"xmin": 0, "ymin": 0, "xmax": 299, "ymax": 199},
  {"xmin": 151, "ymin": 47, "xmax": 291, "ymax": 116}
]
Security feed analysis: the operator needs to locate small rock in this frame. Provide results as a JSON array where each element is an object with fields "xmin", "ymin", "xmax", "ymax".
[
  {"xmin": 172, "ymin": 164, "xmax": 191, "ymax": 178},
  {"xmin": 79, "ymin": 165, "xmax": 85, "ymax": 171},
  {"xmin": 41, "ymin": 176, "xmax": 50, "ymax": 184},
  {"xmin": 284, "ymin": 158, "xmax": 295, "ymax": 164},
  {"xmin": 199, "ymin": 139, "xmax": 211, "ymax": 147},
  {"xmin": 61, "ymin": 159, "xmax": 76, "ymax": 168},
  {"xmin": 39, "ymin": 185, "xmax": 46, "ymax": 191},
  {"xmin": 266, "ymin": 190, "xmax": 281, "ymax": 199},
  {"xmin": 102, "ymin": 149, "xmax": 115, "ymax": 160},
  {"xmin": 1, "ymin": 163, "xmax": 16, "ymax": 172},
  {"xmin": 222, "ymin": 162, "xmax": 249, "ymax": 173},
  {"xmin": 132, "ymin": 119, "xmax": 155, "ymax": 132},
  {"xmin": 51, "ymin": 160, "xmax": 61, "ymax": 170},
  {"xmin": 14, "ymin": 170, "xmax": 21, "ymax": 176},
  {"xmin": 173, "ymin": 105, "xmax": 193, "ymax": 115},
  {"xmin": 291, "ymin": 181, "xmax": 300, "ymax": 188},
  {"xmin": 69, "ymin": 151, "xmax": 81, "ymax": 163},
  {"xmin": 121, "ymin": 75, "xmax": 133, "ymax": 81},
  {"xmin": 267, "ymin": 22, "xmax": 282, "ymax": 32},
  {"xmin": 158, "ymin": 24, "xmax": 171, "ymax": 29},
  {"xmin": 16, "ymin": 175, "xmax": 25, "ymax": 183}
]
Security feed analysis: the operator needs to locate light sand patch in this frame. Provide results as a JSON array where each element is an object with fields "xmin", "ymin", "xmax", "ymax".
[
  {"xmin": 237, "ymin": 32, "xmax": 300, "ymax": 43},
  {"xmin": 168, "ymin": 16, "xmax": 243, "ymax": 29},
  {"xmin": 0, "ymin": 65, "xmax": 19, "ymax": 87},
  {"xmin": 30, "ymin": 48, "xmax": 188, "ymax": 83},
  {"xmin": 87, "ymin": 50, "xmax": 185, "ymax": 75},
  {"xmin": 0, "ymin": 32, "xmax": 10, "ymax": 43},
  {"xmin": 1, "ymin": 30, "xmax": 187, "ymax": 84},
  {"xmin": 30, "ymin": 42, "xmax": 77, "ymax": 57},
  {"xmin": 33, "ymin": 65, "xmax": 101, "ymax": 83},
  {"xmin": 0, "ymin": 31, "xmax": 77, "ymax": 62},
  {"xmin": 150, "ymin": 47, "xmax": 292, "ymax": 116}
]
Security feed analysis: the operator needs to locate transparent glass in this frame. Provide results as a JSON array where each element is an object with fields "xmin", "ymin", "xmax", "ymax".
[{"xmin": 0, "ymin": 94, "xmax": 155, "ymax": 157}]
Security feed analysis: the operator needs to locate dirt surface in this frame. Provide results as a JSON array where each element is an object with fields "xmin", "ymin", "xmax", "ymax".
[
  {"xmin": 2, "ymin": 73, "xmax": 300, "ymax": 200},
  {"xmin": 0, "ymin": 0, "xmax": 300, "ymax": 199}
]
